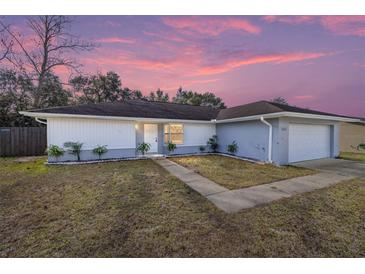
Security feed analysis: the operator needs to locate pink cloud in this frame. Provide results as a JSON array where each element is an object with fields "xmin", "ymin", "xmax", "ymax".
[
  {"xmin": 162, "ymin": 16, "xmax": 261, "ymax": 36},
  {"xmin": 353, "ymin": 62, "xmax": 365, "ymax": 68},
  {"xmin": 294, "ymin": 95, "xmax": 315, "ymax": 100},
  {"xmin": 263, "ymin": 16, "xmax": 315, "ymax": 25},
  {"xmin": 52, "ymin": 65, "xmax": 70, "ymax": 75},
  {"xmin": 320, "ymin": 16, "xmax": 365, "ymax": 37},
  {"xmin": 196, "ymin": 51, "xmax": 334, "ymax": 75},
  {"xmin": 143, "ymin": 30, "xmax": 186, "ymax": 43},
  {"xmin": 84, "ymin": 55, "xmax": 176, "ymax": 70},
  {"xmin": 263, "ymin": 15, "xmax": 365, "ymax": 37},
  {"xmin": 95, "ymin": 37, "xmax": 136, "ymax": 44}
]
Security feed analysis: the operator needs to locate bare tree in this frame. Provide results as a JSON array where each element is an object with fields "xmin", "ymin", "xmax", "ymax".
[
  {"xmin": 0, "ymin": 22, "xmax": 13, "ymax": 61},
  {"xmin": 0, "ymin": 16, "xmax": 94, "ymax": 108}
]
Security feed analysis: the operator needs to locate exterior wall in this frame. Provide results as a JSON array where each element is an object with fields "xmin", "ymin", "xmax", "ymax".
[
  {"xmin": 133, "ymin": 121, "xmax": 215, "ymax": 156},
  {"xmin": 46, "ymin": 115, "xmax": 341, "ymax": 164},
  {"xmin": 276, "ymin": 117, "xmax": 340, "ymax": 165},
  {"xmin": 163, "ymin": 122, "xmax": 215, "ymax": 155},
  {"xmin": 340, "ymin": 122, "xmax": 365, "ymax": 153},
  {"xmin": 163, "ymin": 145, "xmax": 210, "ymax": 155},
  {"xmin": 216, "ymin": 117, "xmax": 340, "ymax": 165},
  {"xmin": 47, "ymin": 117, "xmax": 136, "ymax": 162},
  {"xmin": 216, "ymin": 119, "xmax": 273, "ymax": 162}
]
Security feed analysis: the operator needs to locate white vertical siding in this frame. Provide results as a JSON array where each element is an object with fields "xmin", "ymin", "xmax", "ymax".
[
  {"xmin": 182, "ymin": 123, "xmax": 216, "ymax": 146},
  {"xmin": 47, "ymin": 118, "xmax": 136, "ymax": 149}
]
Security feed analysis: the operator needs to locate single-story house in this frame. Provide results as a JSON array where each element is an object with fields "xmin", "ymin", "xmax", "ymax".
[
  {"xmin": 340, "ymin": 120, "xmax": 365, "ymax": 153},
  {"xmin": 20, "ymin": 100, "xmax": 360, "ymax": 165}
]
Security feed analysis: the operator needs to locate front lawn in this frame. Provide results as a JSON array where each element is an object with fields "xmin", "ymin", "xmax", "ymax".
[
  {"xmin": 339, "ymin": 152, "xmax": 365, "ymax": 162},
  {"xmin": 0, "ymin": 157, "xmax": 364, "ymax": 257},
  {"xmin": 169, "ymin": 155, "xmax": 315, "ymax": 189}
]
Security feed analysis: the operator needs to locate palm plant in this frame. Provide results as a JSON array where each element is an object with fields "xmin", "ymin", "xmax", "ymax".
[
  {"xmin": 46, "ymin": 144, "xmax": 64, "ymax": 161},
  {"xmin": 207, "ymin": 135, "xmax": 218, "ymax": 152},
  {"xmin": 167, "ymin": 141, "xmax": 177, "ymax": 155},
  {"xmin": 93, "ymin": 145, "xmax": 108, "ymax": 160},
  {"xmin": 64, "ymin": 141, "xmax": 83, "ymax": 161},
  {"xmin": 227, "ymin": 141, "xmax": 238, "ymax": 155},
  {"xmin": 137, "ymin": 142, "xmax": 151, "ymax": 155}
]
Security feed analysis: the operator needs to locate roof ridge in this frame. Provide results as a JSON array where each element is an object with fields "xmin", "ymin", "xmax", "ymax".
[
  {"xmin": 124, "ymin": 99, "xmax": 219, "ymax": 109},
  {"xmin": 27, "ymin": 99, "xmax": 221, "ymax": 113}
]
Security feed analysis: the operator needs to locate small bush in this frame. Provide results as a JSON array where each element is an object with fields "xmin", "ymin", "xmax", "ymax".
[
  {"xmin": 207, "ymin": 135, "xmax": 218, "ymax": 152},
  {"xmin": 199, "ymin": 146, "xmax": 206, "ymax": 153},
  {"xmin": 137, "ymin": 142, "xmax": 151, "ymax": 155},
  {"xmin": 167, "ymin": 141, "xmax": 177, "ymax": 155},
  {"xmin": 227, "ymin": 141, "xmax": 238, "ymax": 155},
  {"xmin": 93, "ymin": 145, "xmax": 108, "ymax": 160},
  {"xmin": 47, "ymin": 145, "xmax": 64, "ymax": 160},
  {"xmin": 64, "ymin": 141, "xmax": 83, "ymax": 161}
]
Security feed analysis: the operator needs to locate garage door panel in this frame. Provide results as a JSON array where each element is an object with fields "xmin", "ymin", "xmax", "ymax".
[{"xmin": 289, "ymin": 124, "xmax": 331, "ymax": 163}]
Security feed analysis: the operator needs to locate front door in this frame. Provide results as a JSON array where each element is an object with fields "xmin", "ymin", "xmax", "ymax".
[{"xmin": 144, "ymin": 124, "xmax": 158, "ymax": 153}]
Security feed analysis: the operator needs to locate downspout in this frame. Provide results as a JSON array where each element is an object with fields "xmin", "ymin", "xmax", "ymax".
[
  {"xmin": 260, "ymin": 117, "xmax": 272, "ymax": 163},
  {"xmin": 35, "ymin": 117, "xmax": 47, "ymax": 125}
]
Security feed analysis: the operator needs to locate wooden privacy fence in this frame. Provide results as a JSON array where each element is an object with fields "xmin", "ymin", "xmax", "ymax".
[{"xmin": 0, "ymin": 127, "xmax": 47, "ymax": 157}]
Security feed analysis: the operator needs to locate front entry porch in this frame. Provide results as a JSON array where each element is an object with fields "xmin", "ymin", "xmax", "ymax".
[
  {"xmin": 135, "ymin": 121, "xmax": 210, "ymax": 157},
  {"xmin": 135, "ymin": 122, "xmax": 165, "ymax": 156}
]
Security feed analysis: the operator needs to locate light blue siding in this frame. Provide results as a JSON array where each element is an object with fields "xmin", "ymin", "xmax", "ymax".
[
  {"xmin": 216, "ymin": 117, "xmax": 339, "ymax": 165},
  {"xmin": 216, "ymin": 120, "xmax": 276, "ymax": 162},
  {"xmin": 48, "ymin": 148, "xmax": 136, "ymax": 163},
  {"xmin": 163, "ymin": 145, "xmax": 209, "ymax": 155},
  {"xmin": 275, "ymin": 117, "xmax": 340, "ymax": 165},
  {"xmin": 48, "ymin": 117, "xmax": 340, "ymax": 165}
]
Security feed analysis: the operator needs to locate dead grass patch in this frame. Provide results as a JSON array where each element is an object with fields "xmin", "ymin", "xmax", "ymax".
[
  {"xmin": 170, "ymin": 155, "xmax": 315, "ymax": 189},
  {"xmin": 0, "ymin": 156, "xmax": 364, "ymax": 257}
]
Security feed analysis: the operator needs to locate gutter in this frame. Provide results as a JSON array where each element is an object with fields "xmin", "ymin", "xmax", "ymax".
[
  {"xmin": 19, "ymin": 110, "xmax": 361, "ymax": 125},
  {"xmin": 35, "ymin": 117, "xmax": 47, "ymax": 125},
  {"xmin": 19, "ymin": 111, "xmax": 212, "ymax": 124},
  {"xmin": 215, "ymin": 112, "xmax": 360, "ymax": 123},
  {"xmin": 260, "ymin": 117, "xmax": 272, "ymax": 163}
]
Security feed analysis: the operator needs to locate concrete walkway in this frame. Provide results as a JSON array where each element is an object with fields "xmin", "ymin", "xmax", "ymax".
[{"xmin": 154, "ymin": 158, "xmax": 354, "ymax": 213}]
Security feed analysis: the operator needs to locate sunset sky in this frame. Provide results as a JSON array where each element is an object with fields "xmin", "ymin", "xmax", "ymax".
[{"xmin": 3, "ymin": 16, "xmax": 365, "ymax": 117}]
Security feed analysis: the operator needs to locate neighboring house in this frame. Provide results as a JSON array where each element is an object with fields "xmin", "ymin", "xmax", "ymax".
[
  {"xmin": 20, "ymin": 100, "xmax": 360, "ymax": 165},
  {"xmin": 340, "ymin": 120, "xmax": 365, "ymax": 153}
]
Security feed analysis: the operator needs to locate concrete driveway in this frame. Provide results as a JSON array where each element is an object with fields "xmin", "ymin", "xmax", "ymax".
[{"xmin": 293, "ymin": 158, "xmax": 365, "ymax": 178}]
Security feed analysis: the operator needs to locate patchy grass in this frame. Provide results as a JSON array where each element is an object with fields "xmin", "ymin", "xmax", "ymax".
[
  {"xmin": 339, "ymin": 152, "xmax": 365, "ymax": 162},
  {"xmin": 169, "ymin": 155, "xmax": 315, "ymax": 189},
  {"xmin": 0, "ymin": 157, "xmax": 364, "ymax": 257}
]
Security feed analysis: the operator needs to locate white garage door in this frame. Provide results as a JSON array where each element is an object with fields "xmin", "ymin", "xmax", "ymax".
[{"xmin": 288, "ymin": 123, "xmax": 331, "ymax": 163}]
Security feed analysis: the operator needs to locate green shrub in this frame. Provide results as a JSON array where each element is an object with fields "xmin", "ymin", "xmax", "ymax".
[
  {"xmin": 46, "ymin": 145, "xmax": 64, "ymax": 160},
  {"xmin": 199, "ymin": 146, "xmax": 206, "ymax": 153},
  {"xmin": 167, "ymin": 141, "xmax": 177, "ymax": 155},
  {"xmin": 227, "ymin": 141, "xmax": 238, "ymax": 155},
  {"xmin": 64, "ymin": 141, "xmax": 83, "ymax": 161},
  {"xmin": 93, "ymin": 145, "xmax": 108, "ymax": 160},
  {"xmin": 207, "ymin": 135, "xmax": 218, "ymax": 152},
  {"xmin": 137, "ymin": 142, "xmax": 151, "ymax": 155}
]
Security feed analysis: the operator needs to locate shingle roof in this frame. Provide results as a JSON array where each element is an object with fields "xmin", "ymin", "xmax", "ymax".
[
  {"xmin": 28, "ymin": 100, "xmax": 219, "ymax": 121},
  {"xmin": 27, "ymin": 99, "xmax": 355, "ymax": 121},
  {"xmin": 215, "ymin": 100, "xmax": 355, "ymax": 120}
]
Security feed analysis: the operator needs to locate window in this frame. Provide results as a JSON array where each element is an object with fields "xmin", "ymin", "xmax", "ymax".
[{"xmin": 164, "ymin": 124, "xmax": 184, "ymax": 144}]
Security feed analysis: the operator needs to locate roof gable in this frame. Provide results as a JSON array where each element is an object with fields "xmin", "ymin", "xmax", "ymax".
[{"xmin": 216, "ymin": 100, "xmax": 356, "ymax": 120}]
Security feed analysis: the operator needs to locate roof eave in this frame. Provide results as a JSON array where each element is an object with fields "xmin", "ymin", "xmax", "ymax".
[
  {"xmin": 19, "ymin": 110, "xmax": 360, "ymax": 124},
  {"xmin": 18, "ymin": 111, "xmax": 214, "ymax": 124},
  {"xmin": 215, "ymin": 111, "xmax": 360, "ymax": 123}
]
